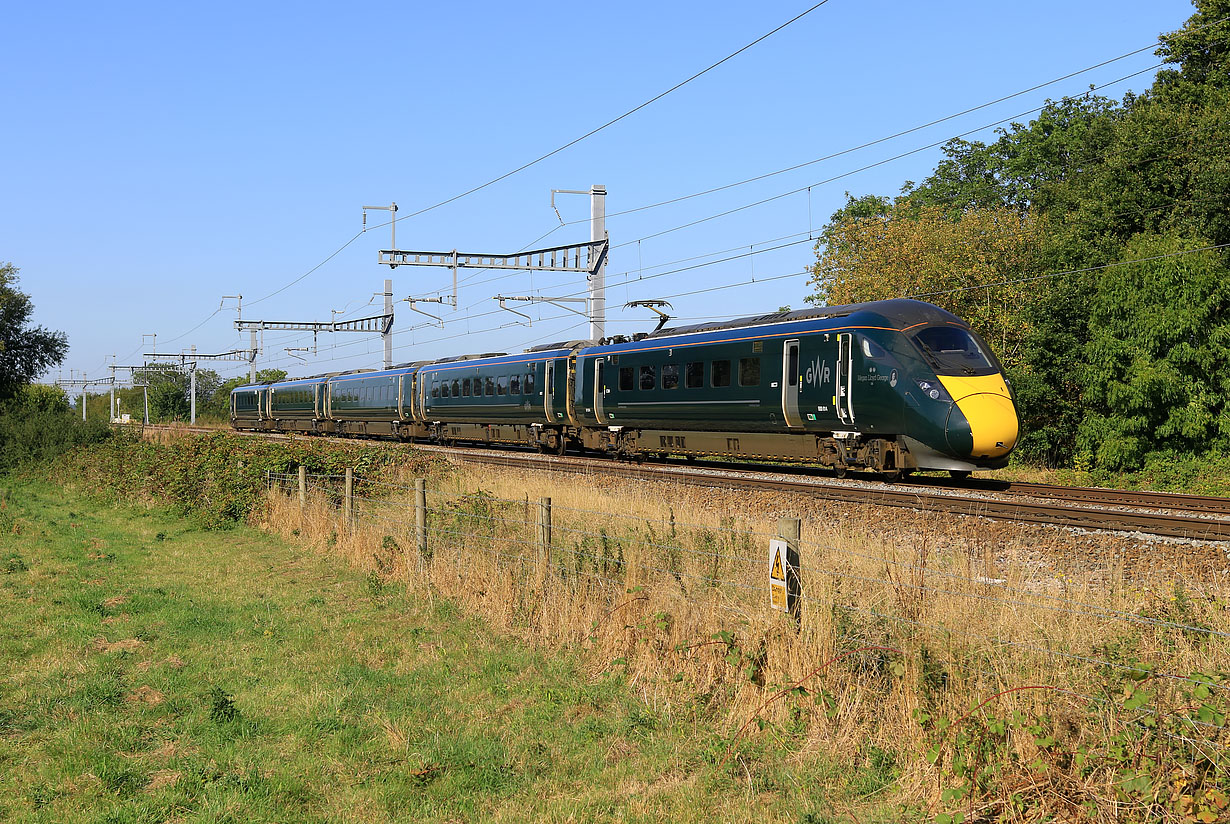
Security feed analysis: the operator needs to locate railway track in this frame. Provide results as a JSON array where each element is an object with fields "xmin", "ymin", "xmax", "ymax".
[{"xmin": 142, "ymin": 424, "xmax": 1230, "ymax": 541}]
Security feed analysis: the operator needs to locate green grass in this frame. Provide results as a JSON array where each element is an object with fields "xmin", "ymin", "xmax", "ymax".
[{"xmin": 0, "ymin": 482, "xmax": 909, "ymax": 823}]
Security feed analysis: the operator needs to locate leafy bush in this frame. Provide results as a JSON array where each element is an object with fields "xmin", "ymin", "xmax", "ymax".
[
  {"xmin": 0, "ymin": 387, "xmax": 111, "ymax": 473},
  {"xmin": 54, "ymin": 430, "xmax": 441, "ymax": 528}
]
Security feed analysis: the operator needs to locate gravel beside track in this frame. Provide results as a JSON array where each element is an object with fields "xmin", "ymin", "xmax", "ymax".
[{"xmin": 144, "ymin": 424, "xmax": 1230, "ymax": 542}]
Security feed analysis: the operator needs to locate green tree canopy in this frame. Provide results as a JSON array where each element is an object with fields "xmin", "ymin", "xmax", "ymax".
[
  {"xmin": 1077, "ymin": 233, "xmax": 1230, "ymax": 468},
  {"xmin": 0, "ymin": 263, "xmax": 67, "ymax": 402}
]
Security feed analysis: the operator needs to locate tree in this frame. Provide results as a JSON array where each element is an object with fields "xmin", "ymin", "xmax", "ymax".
[
  {"xmin": 808, "ymin": 202, "xmax": 1043, "ymax": 370},
  {"xmin": 0, "ymin": 263, "xmax": 67, "ymax": 403},
  {"xmin": 1152, "ymin": 0, "xmax": 1230, "ymax": 101},
  {"xmin": 1077, "ymin": 233, "xmax": 1230, "ymax": 469},
  {"xmin": 143, "ymin": 369, "xmax": 190, "ymax": 422}
]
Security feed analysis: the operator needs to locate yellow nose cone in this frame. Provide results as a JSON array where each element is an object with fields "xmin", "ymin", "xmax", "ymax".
[
  {"xmin": 938, "ymin": 375, "xmax": 1019, "ymax": 459},
  {"xmin": 957, "ymin": 392, "xmax": 1019, "ymax": 457}
]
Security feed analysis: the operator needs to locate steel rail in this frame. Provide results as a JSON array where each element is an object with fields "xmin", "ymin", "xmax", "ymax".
[
  {"xmin": 421, "ymin": 449, "xmax": 1230, "ymax": 542},
  {"xmin": 141, "ymin": 425, "xmax": 1230, "ymax": 540}
]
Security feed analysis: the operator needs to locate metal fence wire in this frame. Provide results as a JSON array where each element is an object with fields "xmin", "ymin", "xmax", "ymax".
[{"xmin": 263, "ymin": 468, "xmax": 1230, "ymax": 763}]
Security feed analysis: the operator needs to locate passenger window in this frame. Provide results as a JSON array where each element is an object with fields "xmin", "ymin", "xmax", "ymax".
[
  {"xmin": 497, "ymin": 375, "xmax": 508, "ymax": 395},
  {"xmin": 739, "ymin": 358, "xmax": 760, "ymax": 387},
  {"xmin": 712, "ymin": 360, "xmax": 731, "ymax": 388},
  {"xmin": 619, "ymin": 367, "xmax": 634, "ymax": 391},
  {"xmin": 450, "ymin": 379, "xmax": 460, "ymax": 397},
  {"xmin": 524, "ymin": 372, "xmax": 535, "ymax": 394},
  {"xmin": 686, "ymin": 362, "xmax": 703, "ymax": 388},
  {"xmin": 462, "ymin": 378, "xmax": 471, "ymax": 397},
  {"xmin": 510, "ymin": 375, "xmax": 520, "ymax": 394},
  {"xmin": 431, "ymin": 381, "xmax": 439, "ymax": 399},
  {"xmin": 662, "ymin": 364, "xmax": 679, "ymax": 390},
  {"xmin": 639, "ymin": 365, "xmax": 656, "ymax": 390},
  {"xmin": 861, "ymin": 337, "xmax": 887, "ymax": 359},
  {"xmin": 485, "ymin": 377, "xmax": 495, "ymax": 396}
]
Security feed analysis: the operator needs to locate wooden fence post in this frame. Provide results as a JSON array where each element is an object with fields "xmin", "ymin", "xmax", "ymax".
[
  {"xmin": 537, "ymin": 497, "xmax": 552, "ymax": 580},
  {"xmin": 415, "ymin": 478, "xmax": 429, "ymax": 571},
  {"xmin": 776, "ymin": 517, "xmax": 802, "ymax": 628},
  {"xmin": 344, "ymin": 468, "xmax": 354, "ymax": 532},
  {"xmin": 298, "ymin": 465, "xmax": 307, "ymax": 514}
]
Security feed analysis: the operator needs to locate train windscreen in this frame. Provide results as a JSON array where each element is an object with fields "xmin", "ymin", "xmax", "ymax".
[{"xmin": 910, "ymin": 326, "xmax": 997, "ymax": 375}]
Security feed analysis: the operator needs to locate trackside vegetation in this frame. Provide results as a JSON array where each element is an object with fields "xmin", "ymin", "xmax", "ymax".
[
  {"xmin": 0, "ymin": 479, "xmax": 908, "ymax": 824},
  {"xmin": 809, "ymin": 0, "xmax": 1230, "ymax": 471},
  {"xmin": 23, "ymin": 430, "xmax": 1230, "ymax": 822}
]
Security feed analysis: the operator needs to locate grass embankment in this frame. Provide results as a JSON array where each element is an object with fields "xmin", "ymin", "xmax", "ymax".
[
  {"xmin": 0, "ymin": 481, "xmax": 887, "ymax": 824},
  {"xmin": 262, "ymin": 459, "xmax": 1230, "ymax": 823},
  {"xmin": 988, "ymin": 452, "xmax": 1230, "ymax": 497},
  {"xmin": 25, "ymin": 430, "xmax": 1230, "ymax": 822}
]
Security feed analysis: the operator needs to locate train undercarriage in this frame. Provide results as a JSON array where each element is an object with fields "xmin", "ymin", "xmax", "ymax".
[{"xmin": 240, "ymin": 417, "xmax": 929, "ymax": 477}]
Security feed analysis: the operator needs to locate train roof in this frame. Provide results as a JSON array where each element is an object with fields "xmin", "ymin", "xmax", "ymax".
[
  {"xmin": 644, "ymin": 299, "xmax": 959, "ymax": 340},
  {"xmin": 524, "ymin": 340, "xmax": 595, "ymax": 353}
]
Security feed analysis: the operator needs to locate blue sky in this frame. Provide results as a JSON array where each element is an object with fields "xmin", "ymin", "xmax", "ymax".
[{"xmin": 2, "ymin": 0, "xmax": 1195, "ymax": 386}]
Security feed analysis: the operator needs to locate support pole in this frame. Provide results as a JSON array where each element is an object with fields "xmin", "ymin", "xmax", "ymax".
[
  {"xmin": 82, "ymin": 376, "xmax": 87, "ymax": 422},
  {"xmin": 383, "ymin": 278, "xmax": 393, "ymax": 370},
  {"xmin": 589, "ymin": 184, "xmax": 606, "ymax": 341},
  {"xmin": 189, "ymin": 345, "xmax": 197, "ymax": 425},
  {"xmin": 537, "ymin": 496, "xmax": 552, "ymax": 579},
  {"xmin": 249, "ymin": 328, "xmax": 258, "ymax": 383},
  {"xmin": 344, "ymin": 467, "xmax": 354, "ymax": 531},
  {"xmin": 776, "ymin": 517, "xmax": 803, "ymax": 628},
  {"xmin": 298, "ymin": 465, "xmax": 307, "ymax": 513},
  {"xmin": 143, "ymin": 385, "xmax": 149, "ymax": 425},
  {"xmin": 415, "ymin": 478, "xmax": 428, "ymax": 570},
  {"xmin": 109, "ymin": 364, "xmax": 116, "ymax": 422}
]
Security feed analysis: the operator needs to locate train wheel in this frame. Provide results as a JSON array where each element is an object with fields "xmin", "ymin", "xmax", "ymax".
[
  {"xmin": 833, "ymin": 466, "xmax": 848, "ymax": 479},
  {"xmin": 949, "ymin": 470, "xmax": 972, "ymax": 480}
]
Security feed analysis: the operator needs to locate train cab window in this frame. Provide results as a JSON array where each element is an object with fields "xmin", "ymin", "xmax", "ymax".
[
  {"xmin": 739, "ymin": 357, "xmax": 761, "ymax": 387},
  {"xmin": 686, "ymin": 362, "xmax": 704, "ymax": 388},
  {"xmin": 462, "ymin": 378, "xmax": 471, "ymax": 397},
  {"xmin": 911, "ymin": 326, "xmax": 995, "ymax": 375},
  {"xmin": 497, "ymin": 376, "xmax": 508, "ymax": 395},
  {"xmin": 431, "ymin": 381, "xmax": 439, "ymax": 399},
  {"xmin": 524, "ymin": 372, "xmax": 535, "ymax": 394},
  {"xmin": 639, "ymin": 365, "xmax": 656, "ymax": 390},
  {"xmin": 485, "ymin": 376, "xmax": 495, "ymax": 396},
  {"xmin": 662, "ymin": 364, "xmax": 679, "ymax": 390},
  {"xmin": 619, "ymin": 367, "xmax": 634, "ymax": 391},
  {"xmin": 712, "ymin": 360, "xmax": 731, "ymax": 388},
  {"xmin": 510, "ymin": 375, "xmax": 520, "ymax": 395}
]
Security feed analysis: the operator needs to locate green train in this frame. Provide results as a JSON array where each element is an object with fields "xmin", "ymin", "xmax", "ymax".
[{"xmin": 232, "ymin": 299, "xmax": 1019, "ymax": 477}]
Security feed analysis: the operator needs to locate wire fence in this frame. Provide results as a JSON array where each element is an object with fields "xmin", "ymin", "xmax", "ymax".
[{"xmin": 263, "ymin": 468, "xmax": 1230, "ymax": 770}]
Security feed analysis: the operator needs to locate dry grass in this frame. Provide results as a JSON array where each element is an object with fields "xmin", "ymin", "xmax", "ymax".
[{"xmin": 257, "ymin": 461, "xmax": 1230, "ymax": 819}]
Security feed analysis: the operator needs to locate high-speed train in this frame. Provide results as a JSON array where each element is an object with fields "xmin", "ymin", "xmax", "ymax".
[{"xmin": 232, "ymin": 299, "xmax": 1019, "ymax": 477}]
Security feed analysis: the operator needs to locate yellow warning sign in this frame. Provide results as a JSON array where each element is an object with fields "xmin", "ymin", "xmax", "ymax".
[
  {"xmin": 771, "ymin": 550, "xmax": 785, "ymax": 581},
  {"xmin": 769, "ymin": 538, "xmax": 790, "ymax": 613}
]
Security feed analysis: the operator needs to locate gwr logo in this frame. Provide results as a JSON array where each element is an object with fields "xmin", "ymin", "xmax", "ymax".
[{"xmin": 805, "ymin": 357, "xmax": 831, "ymax": 387}]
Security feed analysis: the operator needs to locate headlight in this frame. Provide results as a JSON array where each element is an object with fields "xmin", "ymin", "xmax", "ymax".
[{"xmin": 916, "ymin": 379, "xmax": 951, "ymax": 402}]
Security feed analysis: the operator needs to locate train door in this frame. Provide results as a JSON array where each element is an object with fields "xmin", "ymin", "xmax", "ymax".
[
  {"xmin": 782, "ymin": 339, "xmax": 803, "ymax": 428},
  {"xmin": 836, "ymin": 333, "xmax": 855, "ymax": 425},
  {"xmin": 544, "ymin": 361, "xmax": 555, "ymax": 421},
  {"xmin": 593, "ymin": 359, "xmax": 606, "ymax": 424},
  {"xmin": 565, "ymin": 355, "xmax": 580, "ymax": 427}
]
